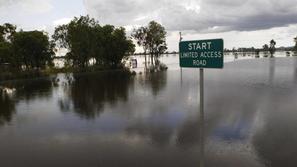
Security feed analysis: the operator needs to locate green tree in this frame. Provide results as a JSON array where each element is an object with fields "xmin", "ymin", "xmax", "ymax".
[
  {"xmin": 0, "ymin": 23, "xmax": 16, "ymax": 70},
  {"xmin": 131, "ymin": 26, "xmax": 149, "ymax": 68},
  {"xmin": 53, "ymin": 15, "xmax": 135, "ymax": 69},
  {"xmin": 132, "ymin": 21, "xmax": 167, "ymax": 67},
  {"xmin": 92, "ymin": 24, "xmax": 106, "ymax": 66},
  {"xmin": 147, "ymin": 21, "xmax": 167, "ymax": 66},
  {"xmin": 0, "ymin": 23, "xmax": 16, "ymax": 43},
  {"xmin": 102, "ymin": 27, "xmax": 135, "ymax": 68},
  {"xmin": 53, "ymin": 15, "xmax": 98, "ymax": 68},
  {"xmin": 0, "ymin": 42, "xmax": 13, "ymax": 65},
  {"xmin": 263, "ymin": 44, "xmax": 269, "ymax": 50},
  {"xmin": 263, "ymin": 44, "xmax": 269, "ymax": 57},
  {"xmin": 269, "ymin": 39, "xmax": 276, "ymax": 57},
  {"xmin": 13, "ymin": 31, "xmax": 54, "ymax": 70}
]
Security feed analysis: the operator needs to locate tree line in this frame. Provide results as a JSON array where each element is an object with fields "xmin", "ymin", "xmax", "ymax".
[
  {"xmin": 53, "ymin": 15, "xmax": 135, "ymax": 69},
  {"xmin": 226, "ymin": 38, "xmax": 297, "ymax": 58},
  {"xmin": 1, "ymin": 15, "xmax": 169, "ymax": 75},
  {"xmin": 0, "ymin": 16, "xmax": 136, "ymax": 72},
  {"xmin": 0, "ymin": 24, "xmax": 54, "ymax": 71}
]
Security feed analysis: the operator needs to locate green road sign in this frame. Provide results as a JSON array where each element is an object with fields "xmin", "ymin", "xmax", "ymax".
[{"xmin": 179, "ymin": 39, "xmax": 224, "ymax": 68}]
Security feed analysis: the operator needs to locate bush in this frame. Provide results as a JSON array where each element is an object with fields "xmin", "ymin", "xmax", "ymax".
[{"xmin": 159, "ymin": 63, "xmax": 168, "ymax": 71}]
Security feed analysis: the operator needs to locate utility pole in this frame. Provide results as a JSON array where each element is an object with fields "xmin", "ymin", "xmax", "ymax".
[{"xmin": 179, "ymin": 32, "xmax": 183, "ymax": 42}]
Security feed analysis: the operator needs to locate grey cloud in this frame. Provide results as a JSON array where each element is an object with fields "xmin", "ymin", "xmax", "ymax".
[
  {"xmin": 0, "ymin": 0, "xmax": 52, "ymax": 14},
  {"xmin": 84, "ymin": 0, "xmax": 297, "ymax": 33},
  {"xmin": 84, "ymin": 0, "xmax": 164, "ymax": 25},
  {"xmin": 232, "ymin": 13, "xmax": 297, "ymax": 31}
]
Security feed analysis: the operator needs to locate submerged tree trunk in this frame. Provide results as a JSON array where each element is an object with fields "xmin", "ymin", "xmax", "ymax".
[
  {"xmin": 144, "ymin": 51, "xmax": 147, "ymax": 71},
  {"xmin": 154, "ymin": 54, "xmax": 158, "ymax": 66},
  {"xmin": 151, "ymin": 54, "xmax": 154, "ymax": 66}
]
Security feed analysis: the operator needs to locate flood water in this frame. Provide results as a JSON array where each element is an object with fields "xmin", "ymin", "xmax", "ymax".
[{"xmin": 1, "ymin": 55, "xmax": 297, "ymax": 167}]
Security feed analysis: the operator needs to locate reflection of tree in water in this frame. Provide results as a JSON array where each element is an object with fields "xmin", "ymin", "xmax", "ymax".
[
  {"xmin": 145, "ymin": 71, "xmax": 167, "ymax": 96},
  {"xmin": 60, "ymin": 71, "xmax": 133, "ymax": 119},
  {"xmin": 293, "ymin": 57, "xmax": 297, "ymax": 83},
  {"xmin": 268, "ymin": 58, "xmax": 275, "ymax": 84},
  {"xmin": 0, "ymin": 78, "xmax": 54, "ymax": 126},
  {"xmin": 0, "ymin": 93, "xmax": 15, "ymax": 126},
  {"xmin": 18, "ymin": 79, "xmax": 53, "ymax": 100},
  {"xmin": 3, "ymin": 78, "xmax": 54, "ymax": 100},
  {"xmin": 175, "ymin": 82, "xmax": 264, "ymax": 148},
  {"xmin": 252, "ymin": 58, "xmax": 297, "ymax": 167}
]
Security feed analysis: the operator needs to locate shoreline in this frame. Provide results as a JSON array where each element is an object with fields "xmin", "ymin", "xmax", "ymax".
[
  {"xmin": 0, "ymin": 67, "xmax": 134, "ymax": 83},
  {"xmin": 1, "ymin": 56, "xmax": 293, "ymax": 83}
]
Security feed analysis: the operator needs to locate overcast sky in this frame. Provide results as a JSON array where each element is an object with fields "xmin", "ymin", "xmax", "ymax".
[{"xmin": 1, "ymin": 0, "xmax": 297, "ymax": 52}]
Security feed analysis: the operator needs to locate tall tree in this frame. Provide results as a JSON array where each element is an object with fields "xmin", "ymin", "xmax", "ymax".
[
  {"xmin": 263, "ymin": 44, "xmax": 269, "ymax": 50},
  {"xmin": 147, "ymin": 21, "xmax": 167, "ymax": 66},
  {"xmin": 263, "ymin": 44, "xmax": 269, "ymax": 57},
  {"xmin": 0, "ymin": 23, "xmax": 16, "ymax": 70},
  {"xmin": 0, "ymin": 23, "xmax": 16, "ymax": 43},
  {"xmin": 53, "ymin": 15, "xmax": 98, "ymax": 68},
  {"xmin": 269, "ymin": 39, "xmax": 276, "ymax": 58},
  {"xmin": 101, "ymin": 26, "xmax": 135, "ymax": 68},
  {"xmin": 13, "ymin": 31, "xmax": 54, "ymax": 70},
  {"xmin": 131, "ymin": 26, "xmax": 149, "ymax": 69},
  {"xmin": 132, "ymin": 21, "xmax": 167, "ymax": 67},
  {"xmin": 53, "ymin": 15, "xmax": 135, "ymax": 69},
  {"xmin": 0, "ymin": 42, "xmax": 13, "ymax": 65}
]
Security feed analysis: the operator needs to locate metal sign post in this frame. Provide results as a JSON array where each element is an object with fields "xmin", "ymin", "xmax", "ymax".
[
  {"xmin": 199, "ymin": 68, "xmax": 204, "ymax": 167},
  {"xmin": 200, "ymin": 69, "xmax": 204, "ymax": 118},
  {"xmin": 179, "ymin": 38, "xmax": 224, "ymax": 167}
]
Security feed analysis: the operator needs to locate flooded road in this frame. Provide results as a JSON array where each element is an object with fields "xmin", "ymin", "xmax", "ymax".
[{"xmin": 1, "ymin": 56, "xmax": 297, "ymax": 167}]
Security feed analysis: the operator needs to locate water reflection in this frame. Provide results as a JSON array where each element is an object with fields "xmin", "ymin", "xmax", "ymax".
[
  {"xmin": 0, "ymin": 78, "xmax": 54, "ymax": 126},
  {"xmin": 152, "ymin": 72, "xmax": 167, "ymax": 96},
  {"xmin": 59, "ymin": 71, "xmax": 134, "ymax": 119},
  {"xmin": 126, "ymin": 121, "xmax": 173, "ymax": 147},
  {"xmin": 252, "ymin": 85, "xmax": 297, "ymax": 167},
  {"xmin": 269, "ymin": 58, "xmax": 275, "ymax": 84},
  {"xmin": 2, "ymin": 78, "xmax": 54, "ymax": 100},
  {"xmin": 0, "ymin": 92, "xmax": 15, "ymax": 126},
  {"xmin": 138, "ymin": 71, "xmax": 167, "ymax": 96},
  {"xmin": 1, "ymin": 57, "xmax": 297, "ymax": 167},
  {"xmin": 293, "ymin": 58, "xmax": 297, "ymax": 83}
]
